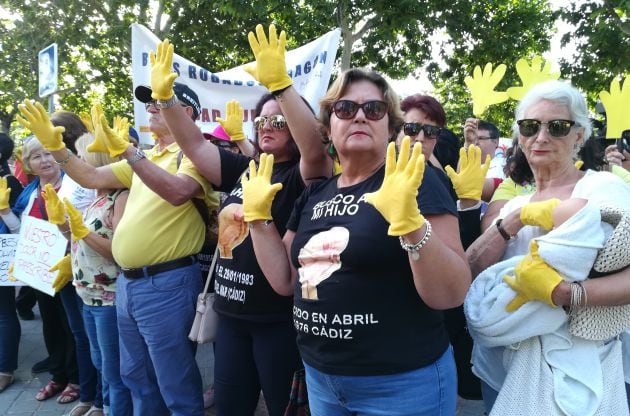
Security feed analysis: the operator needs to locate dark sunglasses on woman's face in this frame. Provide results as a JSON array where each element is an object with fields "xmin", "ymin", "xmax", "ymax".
[
  {"xmin": 403, "ymin": 122, "xmax": 442, "ymax": 138},
  {"xmin": 331, "ymin": 100, "xmax": 388, "ymax": 121},
  {"xmin": 254, "ymin": 115, "xmax": 287, "ymax": 130},
  {"xmin": 517, "ymin": 119, "xmax": 576, "ymax": 138}
]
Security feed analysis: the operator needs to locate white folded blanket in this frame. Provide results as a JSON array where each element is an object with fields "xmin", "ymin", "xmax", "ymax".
[{"xmin": 465, "ymin": 202, "xmax": 628, "ymax": 415}]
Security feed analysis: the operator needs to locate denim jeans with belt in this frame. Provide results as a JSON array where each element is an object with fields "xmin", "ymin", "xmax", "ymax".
[
  {"xmin": 60, "ymin": 284, "xmax": 101, "ymax": 406},
  {"xmin": 0, "ymin": 286, "xmax": 20, "ymax": 373},
  {"xmin": 116, "ymin": 262, "xmax": 204, "ymax": 416},
  {"xmin": 83, "ymin": 304, "xmax": 132, "ymax": 415},
  {"xmin": 304, "ymin": 345, "xmax": 457, "ymax": 416}
]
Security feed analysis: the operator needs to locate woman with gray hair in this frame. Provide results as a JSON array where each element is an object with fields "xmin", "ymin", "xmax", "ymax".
[{"xmin": 466, "ymin": 80, "xmax": 630, "ymax": 415}]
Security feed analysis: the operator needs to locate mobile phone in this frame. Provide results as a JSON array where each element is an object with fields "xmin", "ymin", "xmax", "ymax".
[{"xmin": 617, "ymin": 130, "xmax": 630, "ymax": 154}]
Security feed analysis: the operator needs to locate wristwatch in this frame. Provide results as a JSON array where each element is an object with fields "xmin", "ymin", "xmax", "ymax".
[
  {"xmin": 126, "ymin": 148, "xmax": 147, "ymax": 166},
  {"xmin": 155, "ymin": 95, "xmax": 179, "ymax": 111}
]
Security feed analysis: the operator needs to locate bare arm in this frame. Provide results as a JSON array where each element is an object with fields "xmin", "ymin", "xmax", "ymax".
[
  {"xmin": 481, "ymin": 199, "xmax": 508, "ymax": 232},
  {"xmin": 278, "ymin": 87, "xmax": 332, "ymax": 183},
  {"xmin": 120, "ymin": 145, "xmax": 202, "ymax": 205},
  {"xmin": 248, "ymin": 221, "xmax": 297, "ymax": 296},
  {"xmin": 553, "ymin": 267, "xmax": 630, "ymax": 306},
  {"xmin": 51, "ymin": 149, "xmax": 124, "ymax": 190},
  {"xmin": 160, "ymin": 105, "xmax": 223, "ymax": 186},
  {"xmin": 235, "ymin": 139, "xmax": 257, "ymax": 158},
  {"xmin": 81, "ymin": 191, "xmax": 129, "ymax": 262},
  {"xmin": 468, "ymin": 207, "xmax": 524, "ymax": 277},
  {"xmin": 403, "ymin": 213, "xmax": 471, "ymax": 309}
]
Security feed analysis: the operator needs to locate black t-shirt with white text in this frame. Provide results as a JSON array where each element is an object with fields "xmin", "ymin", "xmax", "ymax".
[
  {"xmin": 287, "ymin": 165, "xmax": 457, "ymax": 376},
  {"xmin": 212, "ymin": 148, "xmax": 304, "ymax": 322}
]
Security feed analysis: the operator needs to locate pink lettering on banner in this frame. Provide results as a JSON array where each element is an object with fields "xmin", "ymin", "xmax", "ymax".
[{"xmin": 23, "ymin": 222, "xmax": 59, "ymax": 247}]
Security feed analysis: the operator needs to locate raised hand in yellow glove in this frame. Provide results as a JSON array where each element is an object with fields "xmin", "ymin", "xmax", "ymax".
[
  {"xmin": 149, "ymin": 39, "xmax": 178, "ymax": 101},
  {"xmin": 87, "ymin": 103, "xmax": 130, "ymax": 158},
  {"xmin": 216, "ymin": 100, "xmax": 246, "ymax": 141},
  {"xmin": 16, "ymin": 100, "xmax": 66, "ymax": 151},
  {"xmin": 0, "ymin": 177, "xmax": 11, "ymax": 210},
  {"xmin": 112, "ymin": 116, "xmax": 130, "ymax": 142},
  {"xmin": 41, "ymin": 184, "xmax": 66, "ymax": 224},
  {"xmin": 445, "ymin": 144, "xmax": 490, "ymax": 200},
  {"xmin": 50, "ymin": 255, "xmax": 72, "ymax": 293},
  {"xmin": 244, "ymin": 24, "xmax": 292, "ymax": 93},
  {"xmin": 599, "ymin": 75, "xmax": 630, "ymax": 139},
  {"xmin": 464, "ymin": 63, "xmax": 509, "ymax": 117},
  {"xmin": 242, "ymin": 153, "xmax": 283, "ymax": 222},
  {"xmin": 365, "ymin": 136, "xmax": 426, "ymax": 236},
  {"xmin": 79, "ymin": 112, "xmax": 94, "ymax": 133},
  {"xmin": 63, "ymin": 198, "xmax": 90, "ymax": 240},
  {"xmin": 520, "ymin": 198, "xmax": 561, "ymax": 230},
  {"xmin": 503, "ymin": 240, "xmax": 564, "ymax": 312},
  {"xmin": 506, "ymin": 56, "xmax": 561, "ymax": 100}
]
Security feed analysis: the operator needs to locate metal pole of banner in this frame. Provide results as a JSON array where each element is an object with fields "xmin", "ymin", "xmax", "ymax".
[{"xmin": 48, "ymin": 95, "xmax": 54, "ymax": 114}]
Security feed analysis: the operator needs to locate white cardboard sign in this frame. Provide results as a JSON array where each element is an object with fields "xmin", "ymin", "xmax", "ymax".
[{"xmin": 0, "ymin": 234, "xmax": 21, "ymax": 287}]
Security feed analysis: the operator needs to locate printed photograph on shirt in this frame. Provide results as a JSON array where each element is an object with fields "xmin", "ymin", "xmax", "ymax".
[{"xmin": 217, "ymin": 203, "xmax": 248, "ymax": 259}]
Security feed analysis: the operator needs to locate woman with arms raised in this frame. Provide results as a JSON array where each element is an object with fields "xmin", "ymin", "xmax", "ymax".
[{"xmin": 244, "ymin": 68, "xmax": 471, "ymax": 415}]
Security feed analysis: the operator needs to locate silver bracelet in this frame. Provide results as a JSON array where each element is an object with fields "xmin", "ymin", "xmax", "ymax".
[
  {"xmin": 398, "ymin": 220, "xmax": 432, "ymax": 261},
  {"xmin": 55, "ymin": 148, "xmax": 73, "ymax": 166},
  {"xmin": 569, "ymin": 281, "xmax": 587, "ymax": 316},
  {"xmin": 126, "ymin": 148, "xmax": 146, "ymax": 166}
]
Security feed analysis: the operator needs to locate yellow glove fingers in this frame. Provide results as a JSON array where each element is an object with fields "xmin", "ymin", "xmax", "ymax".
[
  {"xmin": 505, "ymin": 293, "xmax": 527, "ymax": 312},
  {"xmin": 164, "ymin": 40, "xmax": 174, "ymax": 72},
  {"xmin": 63, "ymin": 197, "xmax": 79, "ymax": 218},
  {"xmin": 247, "ymin": 31, "xmax": 261, "ymax": 57},
  {"xmin": 15, "ymin": 114, "xmax": 30, "ymax": 130},
  {"xmin": 481, "ymin": 154, "xmax": 491, "ymax": 175},
  {"xmin": 270, "ymin": 182, "xmax": 283, "ymax": 194},
  {"xmin": 489, "ymin": 64, "xmax": 507, "ymax": 86},
  {"xmin": 268, "ymin": 24, "xmax": 278, "ymax": 48},
  {"xmin": 0, "ymin": 177, "xmax": 7, "ymax": 191},
  {"xmin": 444, "ymin": 165, "xmax": 457, "ymax": 182},
  {"xmin": 278, "ymin": 30, "xmax": 287, "ymax": 54},
  {"xmin": 149, "ymin": 50, "xmax": 156, "ymax": 66},
  {"xmin": 261, "ymin": 153, "xmax": 275, "ymax": 181},
  {"xmin": 396, "ymin": 136, "xmax": 411, "ymax": 173},
  {"xmin": 91, "ymin": 102, "xmax": 104, "ymax": 128},
  {"xmin": 247, "ymin": 159, "xmax": 258, "ymax": 181},
  {"xmin": 79, "ymin": 112, "xmax": 93, "ymax": 133},
  {"xmin": 473, "ymin": 65, "xmax": 482, "ymax": 80},
  {"xmin": 408, "ymin": 144, "xmax": 425, "ymax": 187},
  {"xmin": 256, "ymin": 24, "xmax": 269, "ymax": 49},
  {"xmin": 384, "ymin": 140, "xmax": 397, "ymax": 178}
]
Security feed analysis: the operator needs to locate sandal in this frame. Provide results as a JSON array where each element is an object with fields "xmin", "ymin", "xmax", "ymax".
[
  {"xmin": 0, "ymin": 372, "xmax": 14, "ymax": 392},
  {"xmin": 67, "ymin": 401, "xmax": 93, "ymax": 416},
  {"xmin": 84, "ymin": 406, "xmax": 104, "ymax": 416},
  {"xmin": 57, "ymin": 383, "xmax": 80, "ymax": 404},
  {"xmin": 35, "ymin": 380, "xmax": 66, "ymax": 401}
]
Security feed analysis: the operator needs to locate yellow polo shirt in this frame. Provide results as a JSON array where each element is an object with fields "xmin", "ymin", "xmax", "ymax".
[{"xmin": 110, "ymin": 142, "xmax": 216, "ymax": 268}]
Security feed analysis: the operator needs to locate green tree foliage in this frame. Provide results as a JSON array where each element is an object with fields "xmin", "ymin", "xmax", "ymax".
[{"xmin": 559, "ymin": 0, "xmax": 630, "ymax": 105}]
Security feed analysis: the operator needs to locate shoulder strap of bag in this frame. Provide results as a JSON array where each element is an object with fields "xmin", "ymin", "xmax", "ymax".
[{"xmin": 201, "ymin": 245, "xmax": 220, "ymax": 296}]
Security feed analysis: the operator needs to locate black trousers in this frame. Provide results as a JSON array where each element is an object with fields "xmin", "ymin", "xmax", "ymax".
[
  {"xmin": 15, "ymin": 286, "xmax": 37, "ymax": 314},
  {"xmin": 35, "ymin": 290, "xmax": 79, "ymax": 384}
]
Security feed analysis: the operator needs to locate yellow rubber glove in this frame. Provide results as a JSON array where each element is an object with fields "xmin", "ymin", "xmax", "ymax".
[
  {"xmin": 16, "ymin": 100, "xmax": 66, "ymax": 151},
  {"xmin": 574, "ymin": 160, "xmax": 584, "ymax": 170},
  {"xmin": 506, "ymin": 56, "xmax": 561, "ymax": 100},
  {"xmin": 445, "ymin": 145, "xmax": 491, "ymax": 200},
  {"xmin": 0, "ymin": 177, "xmax": 11, "ymax": 210},
  {"xmin": 599, "ymin": 75, "xmax": 630, "ymax": 139},
  {"xmin": 503, "ymin": 240, "xmax": 564, "ymax": 312},
  {"xmin": 216, "ymin": 100, "xmax": 246, "ymax": 141},
  {"xmin": 149, "ymin": 39, "xmax": 178, "ymax": 101},
  {"xmin": 520, "ymin": 198, "xmax": 561, "ymax": 230},
  {"xmin": 63, "ymin": 198, "xmax": 90, "ymax": 240},
  {"xmin": 79, "ymin": 112, "xmax": 94, "ymax": 133},
  {"xmin": 41, "ymin": 184, "xmax": 66, "ymax": 225},
  {"xmin": 112, "ymin": 116, "xmax": 130, "ymax": 143},
  {"xmin": 7, "ymin": 262, "xmax": 16, "ymax": 282},
  {"xmin": 464, "ymin": 63, "xmax": 509, "ymax": 117},
  {"xmin": 364, "ymin": 136, "xmax": 426, "ymax": 236},
  {"xmin": 87, "ymin": 103, "xmax": 130, "ymax": 158},
  {"xmin": 242, "ymin": 153, "xmax": 283, "ymax": 222},
  {"xmin": 50, "ymin": 255, "xmax": 72, "ymax": 293},
  {"xmin": 244, "ymin": 24, "xmax": 293, "ymax": 93}
]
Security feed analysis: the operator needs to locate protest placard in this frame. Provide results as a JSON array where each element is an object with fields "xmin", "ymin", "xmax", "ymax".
[
  {"xmin": 0, "ymin": 234, "xmax": 21, "ymax": 287},
  {"xmin": 13, "ymin": 216, "xmax": 67, "ymax": 296}
]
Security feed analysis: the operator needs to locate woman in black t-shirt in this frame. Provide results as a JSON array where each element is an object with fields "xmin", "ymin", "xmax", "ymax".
[
  {"xmin": 245, "ymin": 69, "xmax": 472, "ymax": 415},
  {"xmin": 157, "ymin": 26, "xmax": 333, "ymax": 416}
]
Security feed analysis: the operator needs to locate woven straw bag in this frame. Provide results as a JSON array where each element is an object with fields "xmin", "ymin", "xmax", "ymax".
[{"xmin": 569, "ymin": 206, "xmax": 630, "ymax": 341}]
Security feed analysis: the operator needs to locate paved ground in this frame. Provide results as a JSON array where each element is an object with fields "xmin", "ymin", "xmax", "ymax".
[{"xmin": 0, "ymin": 307, "xmax": 485, "ymax": 415}]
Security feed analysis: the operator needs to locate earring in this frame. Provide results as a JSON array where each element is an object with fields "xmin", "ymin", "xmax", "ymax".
[{"xmin": 327, "ymin": 142, "xmax": 336, "ymax": 156}]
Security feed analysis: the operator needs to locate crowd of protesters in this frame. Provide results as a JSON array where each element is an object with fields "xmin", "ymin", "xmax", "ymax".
[{"xmin": 1, "ymin": 23, "xmax": 630, "ymax": 416}]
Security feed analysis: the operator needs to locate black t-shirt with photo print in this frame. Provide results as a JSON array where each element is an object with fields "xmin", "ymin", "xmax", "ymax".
[
  {"xmin": 211, "ymin": 148, "xmax": 305, "ymax": 322},
  {"xmin": 287, "ymin": 165, "xmax": 457, "ymax": 376}
]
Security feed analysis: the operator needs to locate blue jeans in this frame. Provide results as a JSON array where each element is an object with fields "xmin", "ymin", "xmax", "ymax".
[
  {"xmin": 481, "ymin": 380, "xmax": 499, "ymax": 414},
  {"xmin": 60, "ymin": 284, "xmax": 101, "ymax": 406},
  {"xmin": 83, "ymin": 304, "xmax": 132, "ymax": 415},
  {"xmin": 0, "ymin": 286, "xmax": 20, "ymax": 373},
  {"xmin": 116, "ymin": 262, "xmax": 204, "ymax": 416},
  {"xmin": 214, "ymin": 315, "xmax": 301, "ymax": 416},
  {"xmin": 304, "ymin": 345, "xmax": 457, "ymax": 416}
]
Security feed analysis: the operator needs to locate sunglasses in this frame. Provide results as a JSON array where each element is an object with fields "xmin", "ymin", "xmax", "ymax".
[
  {"xmin": 253, "ymin": 115, "xmax": 287, "ymax": 130},
  {"xmin": 144, "ymin": 100, "xmax": 188, "ymax": 111},
  {"xmin": 403, "ymin": 122, "xmax": 442, "ymax": 138},
  {"xmin": 331, "ymin": 100, "xmax": 388, "ymax": 121},
  {"xmin": 517, "ymin": 119, "xmax": 576, "ymax": 138}
]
